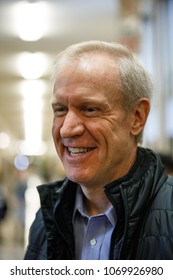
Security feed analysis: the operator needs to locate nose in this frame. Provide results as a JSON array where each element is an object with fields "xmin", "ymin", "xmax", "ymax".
[{"xmin": 60, "ymin": 110, "xmax": 85, "ymax": 138}]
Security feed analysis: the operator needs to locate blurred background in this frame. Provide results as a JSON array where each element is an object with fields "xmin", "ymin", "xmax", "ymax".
[{"xmin": 0, "ymin": 0, "xmax": 173, "ymax": 259}]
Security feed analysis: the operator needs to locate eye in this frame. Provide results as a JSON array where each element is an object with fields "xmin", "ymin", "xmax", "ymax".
[
  {"xmin": 53, "ymin": 106, "xmax": 68, "ymax": 116},
  {"xmin": 81, "ymin": 106, "xmax": 100, "ymax": 116},
  {"xmin": 85, "ymin": 107, "xmax": 96, "ymax": 112}
]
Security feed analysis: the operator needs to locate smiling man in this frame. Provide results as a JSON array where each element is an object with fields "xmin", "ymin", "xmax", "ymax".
[{"xmin": 24, "ymin": 41, "xmax": 173, "ymax": 260}]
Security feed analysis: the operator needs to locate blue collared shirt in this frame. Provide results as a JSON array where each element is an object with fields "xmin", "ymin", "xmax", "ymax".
[{"xmin": 73, "ymin": 186, "xmax": 117, "ymax": 260}]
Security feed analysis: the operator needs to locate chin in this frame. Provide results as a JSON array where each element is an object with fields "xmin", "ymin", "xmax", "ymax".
[
  {"xmin": 66, "ymin": 172, "xmax": 88, "ymax": 185},
  {"xmin": 67, "ymin": 175, "xmax": 85, "ymax": 184}
]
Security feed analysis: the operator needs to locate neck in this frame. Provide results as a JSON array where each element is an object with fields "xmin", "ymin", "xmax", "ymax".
[
  {"xmin": 79, "ymin": 148, "xmax": 138, "ymax": 216},
  {"xmin": 80, "ymin": 185, "xmax": 111, "ymax": 216}
]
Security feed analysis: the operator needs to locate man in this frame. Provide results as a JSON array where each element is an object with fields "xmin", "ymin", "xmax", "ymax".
[{"xmin": 24, "ymin": 41, "xmax": 173, "ymax": 260}]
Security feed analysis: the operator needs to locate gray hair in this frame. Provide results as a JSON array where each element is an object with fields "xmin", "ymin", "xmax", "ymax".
[{"xmin": 52, "ymin": 40, "xmax": 153, "ymax": 143}]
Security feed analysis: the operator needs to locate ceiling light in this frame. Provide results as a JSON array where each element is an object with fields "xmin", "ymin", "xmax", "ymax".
[
  {"xmin": 19, "ymin": 80, "xmax": 47, "ymax": 156},
  {"xmin": 20, "ymin": 80, "xmax": 46, "ymax": 97},
  {"xmin": 18, "ymin": 140, "xmax": 47, "ymax": 156},
  {"xmin": 17, "ymin": 52, "xmax": 49, "ymax": 80},
  {"xmin": 13, "ymin": 1, "xmax": 49, "ymax": 41},
  {"xmin": 0, "ymin": 132, "xmax": 10, "ymax": 149}
]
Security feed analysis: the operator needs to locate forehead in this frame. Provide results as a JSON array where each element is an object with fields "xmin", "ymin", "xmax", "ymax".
[{"xmin": 53, "ymin": 54, "xmax": 121, "ymax": 93}]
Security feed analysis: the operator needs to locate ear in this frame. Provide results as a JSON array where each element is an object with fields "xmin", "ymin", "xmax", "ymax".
[{"xmin": 130, "ymin": 98, "xmax": 150, "ymax": 137}]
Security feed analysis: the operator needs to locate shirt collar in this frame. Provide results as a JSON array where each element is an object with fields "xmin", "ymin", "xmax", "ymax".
[
  {"xmin": 73, "ymin": 185, "xmax": 86, "ymax": 221},
  {"xmin": 73, "ymin": 185, "xmax": 117, "ymax": 226}
]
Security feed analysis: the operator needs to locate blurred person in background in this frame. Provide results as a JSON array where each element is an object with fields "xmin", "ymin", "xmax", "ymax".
[
  {"xmin": 24, "ymin": 41, "xmax": 173, "ymax": 260},
  {"xmin": 13, "ymin": 172, "xmax": 27, "ymax": 244},
  {"xmin": 0, "ymin": 179, "xmax": 8, "ymax": 243}
]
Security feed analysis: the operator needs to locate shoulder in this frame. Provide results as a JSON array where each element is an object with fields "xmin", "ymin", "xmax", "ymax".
[
  {"xmin": 136, "ymin": 176, "xmax": 173, "ymax": 259},
  {"xmin": 152, "ymin": 175, "xmax": 173, "ymax": 210},
  {"xmin": 142, "ymin": 175, "xmax": 173, "ymax": 237},
  {"xmin": 24, "ymin": 209, "xmax": 47, "ymax": 260}
]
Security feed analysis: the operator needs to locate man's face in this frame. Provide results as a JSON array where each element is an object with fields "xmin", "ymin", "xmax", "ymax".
[{"xmin": 51, "ymin": 54, "xmax": 137, "ymax": 188}]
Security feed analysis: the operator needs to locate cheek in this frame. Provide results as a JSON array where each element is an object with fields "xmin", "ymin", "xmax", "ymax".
[
  {"xmin": 52, "ymin": 122, "xmax": 56, "ymax": 139},
  {"xmin": 52, "ymin": 120, "xmax": 61, "ymax": 142},
  {"xmin": 105, "ymin": 121, "xmax": 131, "ymax": 153}
]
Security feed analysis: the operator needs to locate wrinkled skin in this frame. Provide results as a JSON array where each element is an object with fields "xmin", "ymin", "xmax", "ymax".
[{"xmin": 51, "ymin": 54, "xmax": 149, "ymax": 213}]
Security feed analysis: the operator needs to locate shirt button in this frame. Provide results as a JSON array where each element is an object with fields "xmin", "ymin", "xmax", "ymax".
[{"xmin": 90, "ymin": 238, "xmax": 97, "ymax": 246}]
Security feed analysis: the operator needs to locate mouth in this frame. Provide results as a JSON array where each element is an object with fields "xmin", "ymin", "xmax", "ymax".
[{"xmin": 67, "ymin": 147, "xmax": 95, "ymax": 157}]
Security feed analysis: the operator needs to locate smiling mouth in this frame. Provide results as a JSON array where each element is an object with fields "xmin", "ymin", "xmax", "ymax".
[{"xmin": 67, "ymin": 147, "xmax": 94, "ymax": 157}]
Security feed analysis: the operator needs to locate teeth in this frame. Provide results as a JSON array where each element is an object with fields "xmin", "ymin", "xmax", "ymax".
[{"xmin": 68, "ymin": 147, "xmax": 92, "ymax": 155}]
